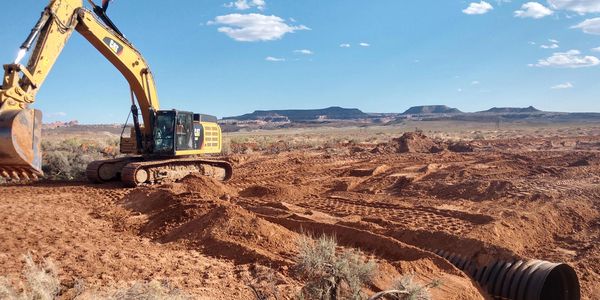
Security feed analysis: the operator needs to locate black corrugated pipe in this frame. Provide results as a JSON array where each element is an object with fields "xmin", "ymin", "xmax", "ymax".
[{"xmin": 433, "ymin": 250, "xmax": 580, "ymax": 300}]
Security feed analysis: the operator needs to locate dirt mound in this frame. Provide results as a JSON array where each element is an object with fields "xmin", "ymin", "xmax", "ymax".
[
  {"xmin": 122, "ymin": 188, "xmax": 298, "ymax": 265},
  {"xmin": 121, "ymin": 189, "xmax": 217, "ymax": 238},
  {"xmin": 239, "ymin": 184, "xmax": 298, "ymax": 199},
  {"xmin": 161, "ymin": 174, "xmax": 236, "ymax": 199},
  {"xmin": 447, "ymin": 141, "xmax": 475, "ymax": 153},
  {"xmin": 372, "ymin": 132, "xmax": 444, "ymax": 154},
  {"xmin": 163, "ymin": 203, "xmax": 299, "ymax": 265}
]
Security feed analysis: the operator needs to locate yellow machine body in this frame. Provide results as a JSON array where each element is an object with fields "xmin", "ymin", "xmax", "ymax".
[{"xmin": 0, "ymin": 0, "xmax": 226, "ymax": 181}]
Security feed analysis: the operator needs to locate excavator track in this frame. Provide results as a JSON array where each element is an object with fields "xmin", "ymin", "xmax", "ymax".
[
  {"xmin": 86, "ymin": 157, "xmax": 140, "ymax": 183},
  {"xmin": 120, "ymin": 158, "xmax": 233, "ymax": 187}
]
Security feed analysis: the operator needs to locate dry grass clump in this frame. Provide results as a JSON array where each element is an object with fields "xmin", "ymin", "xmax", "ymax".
[
  {"xmin": 367, "ymin": 276, "xmax": 441, "ymax": 300},
  {"xmin": 101, "ymin": 280, "xmax": 190, "ymax": 300},
  {"xmin": 295, "ymin": 234, "xmax": 376, "ymax": 300},
  {"xmin": 0, "ymin": 254, "xmax": 189, "ymax": 300},
  {"xmin": 0, "ymin": 254, "xmax": 60, "ymax": 300},
  {"xmin": 42, "ymin": 138, "xmax": 119, "ymax": 180}
]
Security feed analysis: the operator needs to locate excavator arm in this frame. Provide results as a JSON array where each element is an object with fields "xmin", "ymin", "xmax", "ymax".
[{"xmin": 0, "ymin": 0, "xmax": 160, "ymax": 179}]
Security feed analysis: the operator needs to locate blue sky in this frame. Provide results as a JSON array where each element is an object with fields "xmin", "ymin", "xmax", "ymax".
[{"xmin": 1, "ymin": 0, "xmax": 600, "ymax": 123}]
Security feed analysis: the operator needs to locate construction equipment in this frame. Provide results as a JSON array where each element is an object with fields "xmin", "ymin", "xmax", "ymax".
[{"xmin": 0, "ymin": 0, "xmax": 232, "ymax": 186}]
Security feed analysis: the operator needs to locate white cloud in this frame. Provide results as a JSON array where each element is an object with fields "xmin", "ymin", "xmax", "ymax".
[
  {"xmin": 463, "ymin": 1, "xmax": 494, "ymax": 15},
  {"xmin": 514, "ymin": 2, "xmax": 554, "ymax": 18},
  {"xmin": 359, "ymin": 42, "xmax": 371, "ymax": 47},
  {"xmin": 572, "ymin": 18, "xmax": 600, "ymax": 35},
  {"xmin": 548, "ymin": 0, "xmax": 600, "ymax": 13},
  {"xmin": 224, "ymin": 0, "xmax": 266, "ymax": 11},
  {"xmin": 549, "ymin": 39, "xmax": 560, "ymax": 43},
  {"xmin": 294, "ymin": 49, "xmax": 314, "ymax": 55},
  {"xmin": 265, "ymin": 56, "xmax": 285, "ymax": 62},
  {"xmin": 592, "ymin": 46, "xmax": 600, "ymax": 52},
  {"xmin": 457, "ymin": 88, "xmax": 464, "ymax": 92},
  {"xmin": 340, "ymin": 43, "xmax": 351, "ymax": 48},
  {"xmin": 471, "ymin": 81, "xmax": 480, "ymax": 85},
  {"xmin": 551, "ymin": 82, "xmax": 574, "ymax": 89},
  {"xmin": 209, "ymin": 14, "xmax": 309, "ymax": 42},
  {"xmin": 531, "ymin": 49, "xmax": 600, "ymax": 68},
  {"xmin": 541, "ymin": 43, "xmax": 560, "ymax": 48}
]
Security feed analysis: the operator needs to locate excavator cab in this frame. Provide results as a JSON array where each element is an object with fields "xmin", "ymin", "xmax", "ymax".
[{"xmin": 152, "ymin": 110, "xmax": 222, "ymax": 156}]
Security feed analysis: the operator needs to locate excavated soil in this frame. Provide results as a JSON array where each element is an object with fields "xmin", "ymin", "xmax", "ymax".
[{"xmin": 1, "ymin": 132, "xmax": 599, "ymax": 299}]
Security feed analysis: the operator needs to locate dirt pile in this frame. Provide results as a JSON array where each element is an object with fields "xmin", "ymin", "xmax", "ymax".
[
  {"xmin": 371, "ymin": 132, "xmax": 479, "ymax": 154},
  {"xmin": 239, "ymin": 183, "xmax": 309, "ymax": 201},
  {"xmin": 122, "ymin": 188, "xmax": 299, "ymax": 265},
  {"xmin": 447, "ymin": 141, "xmax": 475, "ymax": 153},
  {"xmin": 163, "ymin": 202, "xmax": 299, "ymax": 265},
  {"xmin": 372, "ymin": 132, "xmax": 444, "ymax": 154},
  {"xmin": 161, "ymin": 174, "xmax": 237, "ymax": 199}
]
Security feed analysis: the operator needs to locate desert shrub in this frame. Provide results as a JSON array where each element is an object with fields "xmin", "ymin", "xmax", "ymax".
[
  {"xmin": 42, "ymin": 138, "xmax": 119, "ymax": 180},
  {"xmin": 221, "ymin": 138, "xmax": 232, "ymax": 155},
  {"xmin": 296, "ymin": 234, "xmax": 376, "ymax": 300},
  {"xmin": 367, "ymin": 275, "xmax": 441, "ymax": 300},
  {"xmin": 244, "ymin": 265, "xmax": 281, "ymax": 300},
  {"xmin": 0, "ymin": 254, "xmax": 60, "ymax": 300},
  {"xmin": 0, "ymin": 254, "xmax": 189, "ymax": 300},
  {"xmin": 103, "ymin": 280, "xmax": 189, "ymax": 300}
]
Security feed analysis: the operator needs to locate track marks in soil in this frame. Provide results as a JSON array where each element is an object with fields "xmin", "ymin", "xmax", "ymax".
[{"xmin": 295, "ymin": 195, "xmax": 493, "ymax": 236}]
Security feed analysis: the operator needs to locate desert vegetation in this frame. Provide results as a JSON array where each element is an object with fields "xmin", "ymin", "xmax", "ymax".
[
  {"xmin": 41, "ymin": 138, "xmax": 120, "ymax": 180},
  {"xmin": 1, "ymin": 236, "xmax": 440, "ymax": 300},
  {"xmin": 295, "ymin": 234, "xmax": 376, "ymax": 300},
  {"xmin": 0, "ymin": 254, "xmax": 189, "ymax": 300}
]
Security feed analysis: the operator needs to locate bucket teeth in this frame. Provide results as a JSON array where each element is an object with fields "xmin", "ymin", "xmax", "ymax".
[
  {"xmin": 0, "ymin": 167, "xmax": 41, "ymax": 181},
  {"xmin": 10, "ymin": 171, "xmax": 21, "ymax": 181}
]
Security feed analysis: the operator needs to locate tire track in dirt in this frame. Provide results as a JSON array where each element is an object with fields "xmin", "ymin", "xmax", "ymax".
[{"xmin": 295, "ymin": 196, "xmax": 493, "ymax": 237}]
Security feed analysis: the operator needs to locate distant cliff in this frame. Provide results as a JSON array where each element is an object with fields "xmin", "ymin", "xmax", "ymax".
[
  {"xmin": 43, "ymin": 120, "xmax": 79, "ymax": 129},
  {"xmin": 402, "ymin": 105, "xmax": 462, "ymax": 115},
  {"xmin": 479, "ymin": 106, "xmax": 542, "ymax": 113},
  {"xmin": 224, "ymin": 106, "xmax": 369, "ymax": 122}
]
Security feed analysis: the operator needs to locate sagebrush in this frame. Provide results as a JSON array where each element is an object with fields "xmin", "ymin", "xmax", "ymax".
[
  {"xmin": 295, "ymin": 234, "xmax": 376, "ymax": 300},
  {"xmin": 42, "ymin": 138, "xmax": 119, "ymax": 180},
  {"xmin": 0, "ymin": 254, "xmax": 189, "ymax": 300}
]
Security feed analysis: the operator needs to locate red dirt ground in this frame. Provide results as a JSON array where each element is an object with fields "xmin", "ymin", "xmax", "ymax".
[{"xmin": 1, "ymin": 133, "xmax": 599, "ymax": 299}]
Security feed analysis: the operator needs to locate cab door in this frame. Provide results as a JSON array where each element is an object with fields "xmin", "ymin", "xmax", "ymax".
[{"xmin": 175, "ymin": 112, "xmax": 194, "ymax": 151}]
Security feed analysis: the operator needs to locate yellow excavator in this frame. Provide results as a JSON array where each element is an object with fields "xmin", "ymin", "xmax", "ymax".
[{"xmin": 0, "ymin": 0, "xmax": 232, "ymax": 186}]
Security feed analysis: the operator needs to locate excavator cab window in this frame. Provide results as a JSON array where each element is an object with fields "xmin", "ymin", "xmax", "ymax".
[
  {"xmin": 153, "ymin": 112, "xmax": 175, "ymax": 154},
  {"xmin": 175, "ymin": 112, "xmax": 194, "ymax": 151}
]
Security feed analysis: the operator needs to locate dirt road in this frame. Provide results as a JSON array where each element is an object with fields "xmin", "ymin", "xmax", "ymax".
[{"xmin": 1, "ymin": 133, "xmax": 598, "ymax": 299}]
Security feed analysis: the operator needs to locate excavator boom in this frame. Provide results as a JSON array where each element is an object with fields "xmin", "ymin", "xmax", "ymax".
[{"xmin": 0, "ymin": 0, "xmax": 159, "ymax": 179}]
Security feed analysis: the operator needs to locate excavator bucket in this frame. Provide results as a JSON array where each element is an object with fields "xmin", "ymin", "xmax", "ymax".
[{"xmin": 0, "ymin": 108, "xmax": 43, "ymax": 180}]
